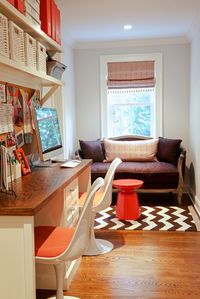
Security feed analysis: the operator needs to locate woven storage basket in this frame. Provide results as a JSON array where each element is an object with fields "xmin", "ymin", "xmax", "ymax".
[
  {"xmin": 24, "ymin": 32, "xmax": 36, "ymax": 69},
  {"xmin": 25, "ymin": 0, "xmax": 40, "ymax": 14},
  {"xmin": 26, "ymin": 12, "xmax": 41, "ymax": 28},
  {"xmin": 0, "ymin": 13, "xmax": 10, "ymax": 58},
  {"xmin": 9, "ymin": 21, "xmax": 25, "ymax": 64},
  {"xmin": 37, "ymin": 41, "xmax": 46, "ymax": 73},
  {"xmin": 25, "ymin": 1, "xmax": 40, "ymax": 22}
]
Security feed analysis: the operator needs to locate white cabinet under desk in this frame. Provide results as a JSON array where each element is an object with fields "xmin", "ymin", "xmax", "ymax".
[{"xmin": 0, "ymin": 160, "xmax": 92, "ymax": 299}]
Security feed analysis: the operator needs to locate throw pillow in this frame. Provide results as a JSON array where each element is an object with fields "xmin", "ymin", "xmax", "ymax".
[
  {"xmin": 104, "ymin": 138, "xmax": 158, "ymax": 162},
  {"xmin": 157, "ymin": 137, "xmax": 182, "ymax": 165},
  {"xmin": 79, "ymin": 139, "xmax": 104, "ymax": 162}
]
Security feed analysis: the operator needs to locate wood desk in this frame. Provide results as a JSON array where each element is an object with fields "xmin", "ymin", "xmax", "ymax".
[{"xmin": 0, "ymin": 160, "xmax": 91, "ymax": 299}]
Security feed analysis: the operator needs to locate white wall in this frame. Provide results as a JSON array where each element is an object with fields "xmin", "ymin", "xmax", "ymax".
[
  {"xmin": 44, "ymin": 44, "xmax": 76, "ymax": 160},
  {"xmin": 54, "ymin": 0, "xmax": 76, "ymax": 159},
  {"xmin": 189, "ymin": 17, "xmax": 200, "ymax": 210},
  {"xmin": 53, "ymin": 43, "xmax": 76, "ymax": 159},
  {"xmin": 40, "ymin": 0, "xmax": 76, "ymax": 160},
  {"xmin": 74, "ymin": 41, "xmax": 190, "ymax": 153}
]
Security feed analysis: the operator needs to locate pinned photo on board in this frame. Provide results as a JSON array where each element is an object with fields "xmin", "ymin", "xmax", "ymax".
[
  {"xmin": 7, "ymin": 131, "xmax": 17, "ymax": 147},
  {"xmin": 16, "ymin": 130, "xmax": 24, "ymax": 148}
]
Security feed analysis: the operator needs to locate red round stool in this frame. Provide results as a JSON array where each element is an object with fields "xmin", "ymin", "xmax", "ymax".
[{"xmin": 113, "ymin": 179, "xmax": 144, "ymax": 220}]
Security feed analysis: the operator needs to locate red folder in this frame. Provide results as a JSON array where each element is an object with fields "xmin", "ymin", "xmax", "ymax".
[
  {"xmin": 40, "ymin": 0, "xmax": 52, "ymax": 37},
  {"xmin": 51, "ymin": 0, "xmax": 56, "ymax": 41},
  {"xmin": 15, "ymin": 0, "xmax": 25, "ymax": 14},
  {"xmin": 7, "ymin": 0, "xmax": 15, "ymax": 6},
  {"xmin": 55, "ymin": 6, "xmax": 61, "ymax": 44}
]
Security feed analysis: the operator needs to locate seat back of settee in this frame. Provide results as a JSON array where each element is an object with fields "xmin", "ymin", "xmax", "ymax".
[{"xmin": 108, "ymin": 135, "xmax": 151, "ymax": 141}]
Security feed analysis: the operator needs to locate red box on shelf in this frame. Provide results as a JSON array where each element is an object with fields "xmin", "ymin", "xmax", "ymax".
[
  {"xmin": 7, "ymin": 0, "xmax": 15, "ymax": 6},
  {"xmin": 55, "ymin": 5, "xmax": 61, "ymax": 44},
  {"xmin": 40, "ymin": 0, "xmax": 52, "ymax": 37},
  {"xmin": 15, "ymin": 0, "xmax": 25, "ymax": 14},
  {"xmin": 51, "ymin": 0, "xmax": 56, "ymax": 41}
]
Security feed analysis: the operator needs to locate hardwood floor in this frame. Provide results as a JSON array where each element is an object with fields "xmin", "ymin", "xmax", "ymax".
[{"xmin": 37, "ymin": 229, "xmax": 200, "ymax": 299}]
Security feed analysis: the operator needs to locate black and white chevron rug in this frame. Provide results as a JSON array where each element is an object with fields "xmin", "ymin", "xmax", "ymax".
[{"xmin": 94, "ymin": 205, "xmax": 200, "ymax": 231}]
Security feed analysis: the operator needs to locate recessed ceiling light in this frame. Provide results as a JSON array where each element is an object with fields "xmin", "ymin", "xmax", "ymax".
[{"xmin": 123, "ymin": 24, "xmax": 132, "ymax": 30}]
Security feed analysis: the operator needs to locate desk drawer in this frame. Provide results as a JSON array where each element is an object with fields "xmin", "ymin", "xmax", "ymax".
[
  {"xmin": 65, "ymin": 206, "xmax": 79, "ymax": 227},
  {"xmin": 64, "ymin": 178, "xmax": 79, "ymax": 228},
  {"xmin": 65, "ymin": 188, "xmax": 78, "ymax": 206},
  {"xmin": 64, "ymin": 178, "xmax": 78, "ymax": 200}
]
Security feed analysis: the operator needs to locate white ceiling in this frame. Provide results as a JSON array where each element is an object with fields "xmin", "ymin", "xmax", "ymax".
[{"xmin": 56, "ymin": 0, "xmax": 199, "ymax": 46}]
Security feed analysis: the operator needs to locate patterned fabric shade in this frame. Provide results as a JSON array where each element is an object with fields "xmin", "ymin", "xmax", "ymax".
[{"xmin": 107, "ymin": 61, "xmax": 155, "ymax": 88}]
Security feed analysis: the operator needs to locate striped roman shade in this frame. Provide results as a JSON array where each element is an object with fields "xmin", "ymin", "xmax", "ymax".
[{"xmin": 107, "ymin": 61, "xmax": 155, "ymax": 88}]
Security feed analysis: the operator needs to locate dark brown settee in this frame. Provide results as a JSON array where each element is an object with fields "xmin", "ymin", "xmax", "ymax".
[{"xmin": 75, "ymin": 135, "xmax": 186, "ymax": 204}]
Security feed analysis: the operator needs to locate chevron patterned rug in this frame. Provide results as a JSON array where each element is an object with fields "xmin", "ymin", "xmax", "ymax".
[{"xmin": 94, "ymin": 205, "xmax": 200, "ymax": 231}]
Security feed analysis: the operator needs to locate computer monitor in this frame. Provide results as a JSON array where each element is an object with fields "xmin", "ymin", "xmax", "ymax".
[{"xmin": 32, "ymin": 106, "xmax": 63, "ymax": 162}]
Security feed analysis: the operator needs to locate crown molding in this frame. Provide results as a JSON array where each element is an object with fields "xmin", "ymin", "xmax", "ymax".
[{"xmin": 73, "ymin": 36, "xmax": 190, "ymax": 50}]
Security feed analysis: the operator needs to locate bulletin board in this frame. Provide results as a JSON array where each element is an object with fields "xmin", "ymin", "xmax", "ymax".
[{"xmin": 0, "ymin": 81, "xmax": 41, "ymax": 154}]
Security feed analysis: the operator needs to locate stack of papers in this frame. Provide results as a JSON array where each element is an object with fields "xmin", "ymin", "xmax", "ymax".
[{"xmin": 60, "ymin": 160, "xmax": 81, "ymax": 168}]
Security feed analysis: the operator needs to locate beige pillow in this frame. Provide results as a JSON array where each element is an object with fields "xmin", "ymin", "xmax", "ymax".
[{"xmin": 104, "ymin": 138, "xmax": 158, "ymax": 162}]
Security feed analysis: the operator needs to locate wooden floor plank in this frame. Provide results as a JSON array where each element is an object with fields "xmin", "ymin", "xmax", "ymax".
[{"xmin": 37, "ymin": 229, "xmax": 200, "ymax": 299}]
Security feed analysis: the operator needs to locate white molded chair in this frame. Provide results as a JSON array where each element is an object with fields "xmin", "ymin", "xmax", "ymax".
[
  {"xmin": 78, "ymin": 157, "xmax": 122, "ymax": 255},
  {"xmin": 34, "ymin": 177, "xmax": 105, "ymax": 299}
]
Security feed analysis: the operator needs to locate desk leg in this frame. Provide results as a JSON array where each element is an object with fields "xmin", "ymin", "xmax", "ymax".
[
  {"xmin": 0, "ymin": 216, "xmax": 36, "ymax": 299},
  {"xmin": 78, "ymin": 165, "xmax": 91, "ymax": 193}
]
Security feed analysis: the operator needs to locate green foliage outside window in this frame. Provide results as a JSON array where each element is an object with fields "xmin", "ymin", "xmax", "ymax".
[{"xmin": 108, "ymin": 88, "xmax": 154, "ymax": 137}]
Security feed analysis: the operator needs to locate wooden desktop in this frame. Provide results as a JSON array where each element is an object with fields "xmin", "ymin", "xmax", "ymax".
[{"xmin": 0, "ymin": 159, "xmax": 92, "ymax": 299}]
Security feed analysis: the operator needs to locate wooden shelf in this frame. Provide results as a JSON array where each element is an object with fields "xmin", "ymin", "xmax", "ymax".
[
  {"xmin": 0, "ymin": 55, "xmax": 63, "ymax": 87},
  {"xmin": 0, "ymin": 0, "xmax": 63, "ymax": 53}
]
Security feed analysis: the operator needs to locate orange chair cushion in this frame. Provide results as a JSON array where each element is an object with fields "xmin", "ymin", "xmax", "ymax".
[
  {"xmin": 78, "ymin": 191, "xmax": 104, "ymax": 208},
  {"xmin": 35, "ymin": 226, "xmax": 75, "ymax": 258}
]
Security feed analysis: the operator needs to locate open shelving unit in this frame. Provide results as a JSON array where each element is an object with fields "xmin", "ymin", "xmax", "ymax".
[
  {"xmin": 0, "ymin": 0, "xmax": 63, "ymax": 53},
  {"xmin": 0, "ymin": 0, "xmax": 64, "ymax": 104},
  {"xmin": 0, "ymin": 55, "xmax": 63, "ymax": 86}
]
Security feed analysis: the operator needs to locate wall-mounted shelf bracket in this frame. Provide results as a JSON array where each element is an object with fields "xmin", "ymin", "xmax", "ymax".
[{"xmin": 41, "ymin": 85, "xmax": 60, "ymax": 106}]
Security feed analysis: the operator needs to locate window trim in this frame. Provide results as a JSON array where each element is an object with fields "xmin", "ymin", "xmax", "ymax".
[{"xmin": 100, "ymin": 53, "xmax": 163, "ymax": 138}]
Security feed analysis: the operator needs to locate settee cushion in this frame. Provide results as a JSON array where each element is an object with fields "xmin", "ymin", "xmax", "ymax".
[
  {"xmin": 91, "ymin": 161, "xmax": 179, "ymax": 189},
  {"xmin": 157, "ymin": 137, "xmax": 182, "ymax": 165},
  {"xmin": 104, "ymin": 138, "xmax": 158, "ymax": 162},
  {"xmin": 79, "ymin": 139, "xmax": 104, "ymax": 162}
]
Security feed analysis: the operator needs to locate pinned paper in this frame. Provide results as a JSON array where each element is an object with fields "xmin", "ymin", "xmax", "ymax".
[
  {"xmin": 0, "ymin": 83, "xmax": 6, "ymax": 103},
  {"xmin": 0, "ymin": 104, "xmax": 13, "ymax": 134},
  {"xmin": 7, "ymin": 85, "xmax": 23, "ymax": 126}
]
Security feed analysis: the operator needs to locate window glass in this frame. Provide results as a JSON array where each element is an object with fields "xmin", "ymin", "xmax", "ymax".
[{"xmin": 107, "ymin": 88, "xmax": 155, "ymax": 137}]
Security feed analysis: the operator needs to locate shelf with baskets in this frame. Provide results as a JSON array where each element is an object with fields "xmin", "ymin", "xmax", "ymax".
[
  {"xmin": 0, "ymin": 55, "xmax": 63, "ymax": 86},
  {"xmin": 0, "ymin": 54, "xmax": 64, "ymax": 104},
  {"xmin": 0, "ymin": 1, "xmax": 65, "ymax": 105},
  {"xmin": 0, "ymin": 0, "xmax": 63, "ymax": 54}
]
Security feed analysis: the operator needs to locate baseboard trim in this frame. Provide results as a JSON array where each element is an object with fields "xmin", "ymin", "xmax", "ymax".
[{"xmin": 186, "ymin": 186, "xmax": 200, "ymax": 217}]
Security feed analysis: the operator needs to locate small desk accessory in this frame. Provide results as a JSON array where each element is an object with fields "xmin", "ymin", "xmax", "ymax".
[{"xmin": 14, "ymin": 148, "xmax": 31, "ymax": 175}]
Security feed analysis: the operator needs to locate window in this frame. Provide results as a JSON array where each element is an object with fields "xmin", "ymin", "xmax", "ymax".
[
  {"xmin": 100, "ymin": 53, "xmax": 162, "ymax": 138},
  {"xmin": 107, "ymin": 87, "xmax": 155, "ymax": 137}
]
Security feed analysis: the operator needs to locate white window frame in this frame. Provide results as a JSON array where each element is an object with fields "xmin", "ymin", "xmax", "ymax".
[{"xmin": 100, "ymin": 53, "xmax": 163, "ymax": 138}]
